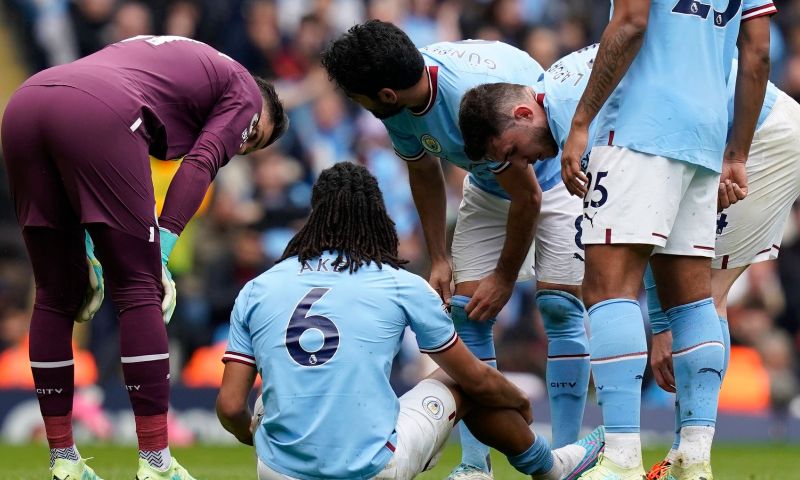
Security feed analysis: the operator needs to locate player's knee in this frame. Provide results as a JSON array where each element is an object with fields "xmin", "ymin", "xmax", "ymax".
[{"xmin": 536, "ymin": 289, "xmax": 585, "ymax": 339}]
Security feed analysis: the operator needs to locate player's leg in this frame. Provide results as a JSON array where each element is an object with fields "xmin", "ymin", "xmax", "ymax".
[
  {"xmin": 38, "ymin": 87, "xmax": 193, "ymax": 479},
  {"xmin": 578, "ymin": 146, "xmax": 696, "ymax": 478},
  {"xmin": 649, "ymin": 165, "xmax": 725, "ymax": 478},
  {"xmin": 1, "ymin": 85, "xmax": 103, "ymax": 479},
  {"xmin": 534, "ymin": 182, "xmax": 590, "ymax": 448},
  {"xmin": 448, "ymin": 177, "xmax": 522, "ymax": 478}
]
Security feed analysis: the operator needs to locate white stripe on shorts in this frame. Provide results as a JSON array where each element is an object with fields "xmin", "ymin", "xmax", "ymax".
[
  {"xmin": 130, "ymin": 117, "xmax": 143, "ymax": 132},
  {"xmin": 120, "ymin": 353, "xmax": 170, "ymax": 363},
  {"xmin": 30, "ymin": 359, "xmax": 75, "ymax": 368}
]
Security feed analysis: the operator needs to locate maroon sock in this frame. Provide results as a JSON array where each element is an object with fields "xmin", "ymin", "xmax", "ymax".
[
  {"xmin": 135, "ymin": 413, "xmax": 169, "ymax": 452},
  {"xmin": 43, "ymin": 413, "xmax": 74, "ymax": 449}
]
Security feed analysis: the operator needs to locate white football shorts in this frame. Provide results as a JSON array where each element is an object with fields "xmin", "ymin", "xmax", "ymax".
[
  {"xmin": 451, "ymin": 176, "xmax": 585, "ymax": 285},
  {"xmin": 256, "ymin": 379, "xmax": 457, "ymax": 480},
  {"xmin": 713, "ymin": 91, "xmax": 800, "ymax": 269},
  {"xmin": 581, "ymin": 145, "xmax": 719, "ymax": 258}
]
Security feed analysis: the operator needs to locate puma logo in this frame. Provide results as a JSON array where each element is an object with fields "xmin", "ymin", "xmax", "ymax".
[
  {"xmin": 584, "ymin": 212, "xmax": 597, "ymax": 228},
  {"xmin": 573, "ymin": 252, "xmax": 585, "ymax": 262},
  {"xmin": 698, "ymin": 367, "xmax": 723, "ymax": 380}
]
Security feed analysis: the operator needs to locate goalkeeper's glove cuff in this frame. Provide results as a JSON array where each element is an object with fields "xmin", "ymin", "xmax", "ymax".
[{"xmin": 159, "ymin": 226, "xmax": 179, "ymax": 265}]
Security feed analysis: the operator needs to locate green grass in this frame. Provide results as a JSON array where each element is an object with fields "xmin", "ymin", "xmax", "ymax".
[{"xmin": 3, "ymin": 442, "xmax": 797, "ymax": 479}]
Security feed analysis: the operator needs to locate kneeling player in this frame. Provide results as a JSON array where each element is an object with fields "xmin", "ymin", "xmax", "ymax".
[{"xmin": 215, "ymin": 162, "xmax": 604, "ymax": 480}]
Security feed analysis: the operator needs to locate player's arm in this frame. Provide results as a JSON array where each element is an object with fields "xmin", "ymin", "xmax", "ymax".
[
  {"xmin": 217, "ymin": 361, "xmax": 258, "ymax": 446},
  {"xmin": 720, "ymin": 14, "xmax": 772, "ymax": 209},
  {"xmin": 430, "ymin": 339, "xmax": 531, "ymax": 423},
  {"xmin": 466, "ymin": 161, "xmax": 541, "ymax": 321},
  {"xmin": 407, "ymin": 154, "xmax": 452, "ymax": 303},
  {"xmin": 561, "ymin": 0, "xmax": 651, "ymax": 196}
]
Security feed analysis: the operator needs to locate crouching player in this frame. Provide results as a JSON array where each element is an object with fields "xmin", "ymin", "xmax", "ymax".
[
  {"xmin": 1, "ymin": 35, "xmax": 287, "ymax": 479},
  {"xmin": 215, "ymin": 162, "xmax": 604, "ymax": 480}
]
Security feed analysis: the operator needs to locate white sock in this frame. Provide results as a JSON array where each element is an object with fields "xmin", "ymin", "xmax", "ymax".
[
  {"xmin": 140, "ymin": 447, "xmax": 172, "ymax": 472},
  {"xmin": 50, "ymin": 445, "xmax": 80, "ymax": 468},
  {"xmin": 533, "ymin": 444, "xmax": 588, "ymax": 480},
  {"xmin": 665, "ymin": 448, "xmax": 680, "ymax": 464},
  {"xmin": 603, "ymin": 432, "xmax": 642, "ymax": 469},
  {"xmin": 677, "ymin": 426, "xmax": 714, "ymax": 465}
]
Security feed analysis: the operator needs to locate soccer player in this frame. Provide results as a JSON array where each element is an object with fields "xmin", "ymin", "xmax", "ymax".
[
  {"xmin": 215, "ymin": 161, "xmax": 605, "ymax": 480},
  {"xmin": 558, "ymin": 0, "xmax": 774, "ymax": 477},
  {"xmin": 645, "ymin": 69, "xmax": 800, "ymax": 479},
  {"xmin": 321, "ymin": 22, "xmax": 590, "ymax": 479},
  {"xmin": 1, "ymin": 35, "xmax": 287, "ymax": 480}
]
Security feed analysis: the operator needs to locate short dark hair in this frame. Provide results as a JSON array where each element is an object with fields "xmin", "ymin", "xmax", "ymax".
[
  {"xmin": 459, "ymin": 83, "xmax": 530, "ymax": 161},
  {"xmin": 320, "ymin": 20, "xmax": 424, "ymax": 98},
  {"xmin": 278, "ymin": 162, "xmax": 407, "ymax": 272},
  {"xmin": 253, "ymin": 75, "xmax": 289, "ymax": 146}
]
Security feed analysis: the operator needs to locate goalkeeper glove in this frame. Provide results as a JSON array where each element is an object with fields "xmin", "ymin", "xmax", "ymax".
[
  {"xmin": 160, "ymin": 227, "xmax": 179, "ymax": 324},
  {"xmin": 76, "ymin": 231, "xmax": 104, "ymax": 322}
]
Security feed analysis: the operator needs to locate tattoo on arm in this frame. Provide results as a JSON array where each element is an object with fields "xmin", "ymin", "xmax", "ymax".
[{"xmin": 574, "ymin": 22, "xmax": 646, "ymax": 123}]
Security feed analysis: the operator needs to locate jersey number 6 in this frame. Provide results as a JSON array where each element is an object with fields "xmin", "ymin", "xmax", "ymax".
[
  {"xmin": 286, "ymin": 288, "xmax": 340, "ymax": 367},
  {"xmin": 672, "ymin": 0, "xmax": 742, "ymax": 27}
]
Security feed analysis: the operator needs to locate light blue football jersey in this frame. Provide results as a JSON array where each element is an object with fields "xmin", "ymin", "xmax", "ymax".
[
  {"xmin": 382, "ymin": 40, "xmax": 561, "ymax": 199},
  {"xmin": 726, "ymin": 58, "xmax": 779, "ymax": 133},
  {"xmin": 594, "ymin": 0, "xmax": 776, "ymax": 173},
  {"xmin": 224, "ymin": 252, "xmax": 457, "ymax": 480},
  {"xmin": 541, "ymin": 46, "xmax": 777, "ymax": 153},
  {"xmin": 536, "ymin": 44, "xmax": 602, "ymax": 159}
]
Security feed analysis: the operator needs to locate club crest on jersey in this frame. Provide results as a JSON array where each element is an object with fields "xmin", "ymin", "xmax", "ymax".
[
  {"xmin": 422, "ymin": 396, "xmax": 444, "ymax": 420},
  {"xmin": 421, "ymin": 134, "xmax": 442, "ymax": 154}
]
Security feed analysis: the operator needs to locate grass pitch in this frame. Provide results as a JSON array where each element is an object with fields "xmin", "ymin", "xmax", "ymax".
[{"xmin": 3, "ymin": 442, "xmax": 797, "ymax": 479}]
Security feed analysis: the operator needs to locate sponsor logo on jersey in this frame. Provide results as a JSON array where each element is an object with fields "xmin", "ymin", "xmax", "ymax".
[
  {"xmin": 421, "ymin": 134, "xmax": 442, "ymax": 154},
  {"xmin": 422, "ymin": 396, "xmax": 444, "ymax": 420}
]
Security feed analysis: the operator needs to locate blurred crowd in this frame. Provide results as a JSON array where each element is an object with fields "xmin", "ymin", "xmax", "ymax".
[{"xmin": 0, "ymin": 0, "xmax": 798, "ymax": 434}]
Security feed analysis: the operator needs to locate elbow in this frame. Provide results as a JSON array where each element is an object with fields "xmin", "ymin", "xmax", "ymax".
[
  {"xmin": 516, "ymin": 189, "xmax": 542, "ymax": 212},
  {"xmin": 617, "ymin": 10, "xmax": 649, "ymax": 38},
  {"xmin": 216, "ymin": 394, "xmax": 246, "ymax": 424}
]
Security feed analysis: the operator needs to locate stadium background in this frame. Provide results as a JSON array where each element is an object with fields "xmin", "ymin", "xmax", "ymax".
[{"xmin": 0, "ymin": 0, "xmax": 798, "ymax": 468}]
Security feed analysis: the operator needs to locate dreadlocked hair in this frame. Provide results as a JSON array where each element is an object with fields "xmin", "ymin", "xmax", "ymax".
[{"xmin": 278, "ymin": 162, "xmax": 407, "ymax": 273}]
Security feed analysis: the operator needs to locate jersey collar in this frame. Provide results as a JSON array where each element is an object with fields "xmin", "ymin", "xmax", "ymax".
[
  {"xmin": 535, "ymin": 91, "xmax": 545, "ymax": 106},
  {"xmin": 410, "ymin": 66, "xmax": 439, "ymax": 117}
]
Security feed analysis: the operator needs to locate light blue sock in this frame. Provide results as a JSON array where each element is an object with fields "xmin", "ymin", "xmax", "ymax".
[
  {"xmin": 507, "ymin": 434, "xmax": 554, "ymax": 475},
  {"xmin": 668, "ymin": 299, "xmax": 724, "ymax": 427},
  {"xmin": 643, "ymin": 266, "xmax": 681, "ymax": 451},
  {"xmin": 537, "ymin": 289, "xmax": 590, "ymax": 447},
  {"xmin": 588, "ymin": 299, "xmax": 648, "ymax": 433},
  {"xmin": 719, "ymin": 316, "xmax": 730, "ymax": 376},
  {"xmin": 451, "ymin": 295, "xmax": 494, "ymax": 472}
]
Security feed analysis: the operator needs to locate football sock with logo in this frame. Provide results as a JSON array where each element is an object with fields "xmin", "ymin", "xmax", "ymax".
[
  {"xmin": 451, "ymin": 295, "xmax": 495, "ymax": 472},
  {"xmin": 537, "ymin": 290, "xmax": 590, "ymax": 448},
  {"xmin": 588, "ymin": 299, "xmax": 648, "ymax": 468},
  {"xmin": 669, "ymin": 299, "xmax": 723, "ymax": 464}
]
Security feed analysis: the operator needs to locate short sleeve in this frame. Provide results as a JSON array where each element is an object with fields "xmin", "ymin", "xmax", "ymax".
[
  {"xmin": 222, "ymin": 282, "xmax": 257, "ymax": 366},
  {"xmin": 741, "ymin": 1, "xmax": 777, "ymax": 21},
  {"xmin": 384, "ymin": 121, "xmax": 425, "ymax": 161},
  {"xmin": 399, "ymin": 274, "xmax": 458, "ymax": 353}
]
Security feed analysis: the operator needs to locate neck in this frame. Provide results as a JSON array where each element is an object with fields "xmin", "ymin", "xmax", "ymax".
[{"xmin": 405, "ymin": 68, "xmax": 432, "ymax": 112}]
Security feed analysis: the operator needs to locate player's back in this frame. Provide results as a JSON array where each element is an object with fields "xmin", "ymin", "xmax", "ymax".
[
  {"xmin": 25, "ymin": 35, "xmax": 260, "ymax": 161},
  {"xmin": 232, "ymin": 253, "xmax": 454, "ymax": 479},
  {"xmin": 596, "ymin": 0, "xmax": 748, "ymax": 172},
  {"xmin": 383, "ymin": 40, "xmax": 561, "ymax": 197}
]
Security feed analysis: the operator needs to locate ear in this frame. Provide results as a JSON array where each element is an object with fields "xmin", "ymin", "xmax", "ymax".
[
  {"xmin": 376, "ymin": 88, "xmax": 398, "ymax": 104},
  {"xmin": 512, "ymin": 104, "xmax": 534, "ymax": 120}
]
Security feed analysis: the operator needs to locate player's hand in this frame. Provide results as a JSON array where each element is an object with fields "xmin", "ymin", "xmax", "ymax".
[
  {"xmin": 161, "ymin": 264, "xmax": 177, "ymax": 324},
  {"xmin": 465, "ymin": 272, "xmax": 514, "ymax": 321},
  {"xmin": 561, "ymin": 123, "xmax": 590, "ymax": 197},
  {"xmin": 429, "ymin": 260, "xmax": 453, "ymax": 306},
  {"xmin": 718, "ymin": 159, "xmax": 748, "ymax": 212},
  {"xmin": 159, "ymin": 227, "xmax": 179, "ymax": 324},
  {"xmin": 76, "ymin": 232, "xmax": 104, "ymax": 323},
  {"xmin": 651, "ymin": 330, "xmax": 676, "ymax": 393}
]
